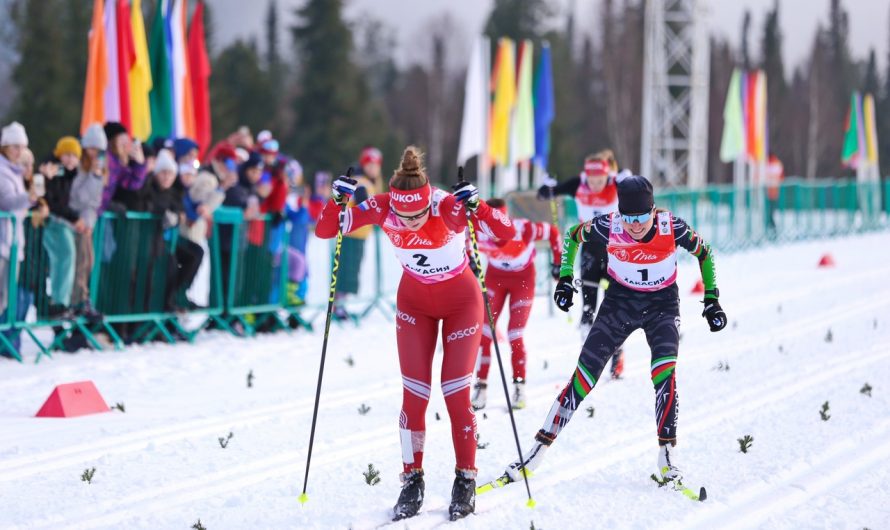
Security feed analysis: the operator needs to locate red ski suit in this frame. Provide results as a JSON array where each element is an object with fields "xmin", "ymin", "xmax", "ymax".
[
  {"xmin": 475, "ymin": 218, "xmax": 561, "ymax": 381},
  {"xmin": 316, "ymin": 188, "xmax": 515, "ymax": 474}
]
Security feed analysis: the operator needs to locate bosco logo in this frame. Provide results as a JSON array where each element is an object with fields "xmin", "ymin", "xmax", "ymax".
[{"xmin": 446, "ymin": 323, "xmax": 480, "ymax": 343}]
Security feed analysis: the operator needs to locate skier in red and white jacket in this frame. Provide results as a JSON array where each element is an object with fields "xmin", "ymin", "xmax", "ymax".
[
  {"xmin": 315, "ymin": 146, "xmax": 514, "ymax": 522},
  {"xmin": 469, "ymin": 198, "xmax": 561, "ymax": 411}
]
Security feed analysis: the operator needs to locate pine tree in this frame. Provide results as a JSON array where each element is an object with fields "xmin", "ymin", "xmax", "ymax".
[
  {"xmin": 880, "ymin": 10, "xmax": 890, "ymax": 176},
  {"xmin": 741, "ymin": 10, "xmax": 752, "ymax": 70},
  {"xmin": 483, "ymin": 0, "xmax": 551, "ymax": 42},
  {"xmin": 760, "ymin": 0, "xmax": 789, "ymax": 165},
  {"xmin": 210, "ymin": 40, "xmax": 276, "ymax": 140},
  {"xmin": 289, "ymin": 0, "xmax": 372, "ymax": 175},
  {"xmin": 862, "ymin": 48, "xmax": 879, "ymax": 96},
  {"xmin": 8, "ymin": 0, "xmax": 80, "ymax": 157}
]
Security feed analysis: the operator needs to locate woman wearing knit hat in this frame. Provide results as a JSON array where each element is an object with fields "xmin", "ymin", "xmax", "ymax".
[
  {"xmin": 34, "ymin": 137, "xmax": 88, "ymax": 319},
  {"xmin": 315, "ymin": 146, "xmax": 516, "ymax": 521},
  {"xmin": 490, "ymin": 174, "xmax": 727, "ymax": 500},
  {"xmin": 0, "ymin": 121, "xmax": 36, "ymax": 357},
  {"xmin": 102, "ymin": 121, "xmax": 148, "ymax": 215}
]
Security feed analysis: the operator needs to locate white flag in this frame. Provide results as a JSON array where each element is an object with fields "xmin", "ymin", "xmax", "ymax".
[{"xmin": 457, "ymin": 37, "xmax": 489, "ymax": 166}]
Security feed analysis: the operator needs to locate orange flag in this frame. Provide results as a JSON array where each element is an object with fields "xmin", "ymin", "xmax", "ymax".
[{"xmin": 81, "ymin": 0, "xmax": 108, "ymax": 134}]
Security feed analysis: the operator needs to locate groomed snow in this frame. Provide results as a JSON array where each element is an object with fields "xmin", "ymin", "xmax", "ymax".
[{"xmin": 2, "ymin": 232, "xmax": 889, "ymax": 529}]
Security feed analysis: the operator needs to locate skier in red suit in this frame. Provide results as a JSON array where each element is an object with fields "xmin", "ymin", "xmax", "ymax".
[
  {"xmin": 315, "ymin": 146, "xmax": 514, "ymax": 522},
  {"xmin": 470, "ymin": 198, "xmax": 562, "ymax": 411}
]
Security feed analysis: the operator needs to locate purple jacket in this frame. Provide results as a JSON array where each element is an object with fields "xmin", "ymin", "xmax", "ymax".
[{"xmin": 101, "ymin": 153, "xmax": 148, "ymax": 213}]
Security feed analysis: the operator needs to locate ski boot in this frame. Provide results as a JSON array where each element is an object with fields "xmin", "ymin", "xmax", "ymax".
[
  {"xmin": 511, "ymin": 378, "xmax": 526, "ymax": 410},
  {"xmin": 506, "ymin": 430, "xmax": 555, "ymax": 481},
  {"xmin": 471, "ymin": 381, "xmax": 487, "ymax": 410},
  {"xmin": 392, "ymin": 469, "xmax": 424, "ymax": 521},
  {"xmin": 448, "ymin": 469, "xmax": 476, "ymax": 521},
  {"xmin": 657, "ymin": 443, "xmax": 682, "ymax": 483},
  {"xmin": 610, "ymin": 349, "xmax": 625, "ymax": 380}
]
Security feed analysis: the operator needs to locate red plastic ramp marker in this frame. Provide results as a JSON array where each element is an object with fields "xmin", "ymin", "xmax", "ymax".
[
  {"xmin": 690, "ymin": 279, "xmax": 705, "ymax": 294},
  {"xmin": 818, "ymin": 253, "xmax": 835, "ymax": 267},
  {"xmin": 35, "ymin": 381, "xmax": 110, "ymax": 418}
]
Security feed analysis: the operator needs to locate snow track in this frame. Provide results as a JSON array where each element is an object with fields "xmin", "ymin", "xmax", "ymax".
[{"xmin": 2, "ymin": 233, "xmax": 889, "ymax": 529}]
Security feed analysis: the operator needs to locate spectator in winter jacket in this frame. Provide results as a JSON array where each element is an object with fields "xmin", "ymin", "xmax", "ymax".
[
  {"xmin": 334, "ymin": 146, "xmax": 382, "ymax": 319},
  {"xmin": 33, "ymin": 137, "xmax": 86, "ymax": 318},
  {"xmin": 101, "ymin": 121, "xmax": 148, "ymax": 213},
  {"xmin": 69, "ymin": 123, "xmax": 107, "ymax": 319},
  {"xmin": 0, "ymin": 121, "xmax": 36, "ymax": 349},
  {"xmin": 148, "ymin": 150, "xmax": 204, "ymax": 311}
]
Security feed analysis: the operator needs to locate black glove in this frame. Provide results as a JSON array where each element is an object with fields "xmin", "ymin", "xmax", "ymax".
[
  {"xmin": 702, "ymin": 298, "xmax": 727, "ymax": 332},
  {"xmin": 331, "ymin": 175, "xmax": 358, "ymax": 205},
  {"xmin": 550, "ymin": 263, "xmax": 561, "ymax": 281},
  {"xmin": 536, "ymin": 176, "xmax": 557, "ymax": 200},
  {"xmin": 451, "ymin": 181, "xmax": 480, "ymax": 211},
  {"xmin": 553, "ymin": 276, "xmax": 577, "ymax": 312}
]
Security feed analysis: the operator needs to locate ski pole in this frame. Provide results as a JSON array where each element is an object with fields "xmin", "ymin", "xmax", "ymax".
[
  {"xmin": 299, "ymin": 166, "xmax": 353, "ymax": 505},
  {"xmin": 458, "ymin": 167, "xmax": 535, "ymax": 508}
]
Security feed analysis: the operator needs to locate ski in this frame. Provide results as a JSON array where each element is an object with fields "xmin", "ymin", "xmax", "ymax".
[
  {"xmin": 650, "ymin": 473, "xmax": 707, "ymax": 502},
  {"xmin": 475, "ymin": 470, "xmax": 533, "ymax": 495}
]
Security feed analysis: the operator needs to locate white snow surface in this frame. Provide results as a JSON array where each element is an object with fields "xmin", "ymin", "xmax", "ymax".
[{"xmin": 2, "ymin": 232, "xmax": 890, "ymax": 530}]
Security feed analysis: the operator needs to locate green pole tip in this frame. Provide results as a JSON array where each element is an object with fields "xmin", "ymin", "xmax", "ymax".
[
  {"xmin": 298, "ymin": 493, "xmax": 309, "ymax": 505},
  {"xmin": 526, "ymin": 498, "xmax": 536, "ymax": 508}
]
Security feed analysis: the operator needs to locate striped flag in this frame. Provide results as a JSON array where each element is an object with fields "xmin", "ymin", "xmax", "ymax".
[{"xmin": 81, "ymin": 0, "xmax": 108, "ymax": 134}]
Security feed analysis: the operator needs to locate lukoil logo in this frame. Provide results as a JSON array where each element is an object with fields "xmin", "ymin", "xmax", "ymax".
[
  {"xmin": 446, "ymin": 323, "xmax": 480, "ymax": 343},
  {"xmin": 397, "ymin": 310, "xmax": 416, "ymax": 325},
  {"xmin": 391, "ymin": 192, "xmax": 423, "ymax": 203}
]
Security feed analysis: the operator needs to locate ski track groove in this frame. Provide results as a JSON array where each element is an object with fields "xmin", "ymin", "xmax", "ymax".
[
  {"xmin": 4, "ymin": 283, "xmax": 881, "ymax": 485},
  {"xmin": 27, "ymin": 336, "xmax": 890, "ymax": 530}
]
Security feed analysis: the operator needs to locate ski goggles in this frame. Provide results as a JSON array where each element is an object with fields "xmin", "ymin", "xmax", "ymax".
[
  {"xmin": 392, "ymin": 205, "xmax": 431, "ymax": 222},
  {"xmin": 620, "ymin": 210, "xmax": 653, "ymax": 224}
]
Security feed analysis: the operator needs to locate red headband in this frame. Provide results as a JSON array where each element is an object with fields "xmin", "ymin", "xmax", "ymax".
[
  {"xmin": 584, "ymin": 159, "xmax": 609, "ymax": 177},
  {"xmin": 390, "ymin": 183, "xmax": 431, "ymax": 210},
  {"xmin": 360, "ymin": 147, "xmax": 383, "ymax": 166}
]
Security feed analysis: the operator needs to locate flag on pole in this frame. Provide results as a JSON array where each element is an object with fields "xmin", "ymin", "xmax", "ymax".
[
  {"xmin": 841, "ymin": 92, "xmax": 864, "ymax": 168},
  {"xmin": 114, "ymin": 0, "xmax": 136, "ymax": 131},
  {"xmin": 719, "ymin": 69, "xmax": 745, "ymax": 163},
  {"xmin": 188, "ymin": 1, "xmax": 212, "ymax": 158},
  {"xmin": 863, "ymin": 93, "xmax": 879, "ymax": 167},
  {"xmin": 457, "ymin": 37, "xmax": 489, "ymax": 166},
  {"xmin": 81, "ymin": 0, "xmax": 109, "ymax": 134},
  {"xmin": 148, "ymin": 0, "xmax": 173, "ymax": 140},
  {"xmin": 129, "ymin": 0, "xmax": 153, "ymax": 140},
  {"xmin": 533, "ymin": 42, "xmax": 554, "ymax": 169},
  {"xmin": 169, "ymin": 0, "xmax": 188, "ymax": 138},
  {"xmin": 103, "ymin": 0, "xmax": 121, "ymax": 123},
  {"xmin": 754, "ymin": 71, "xmax": 768, "ymax": 162},
  {"xmin": 488, "ymin": 38, "xmax": 516, "ymax": 167},
  {"xmin": 179, "ymin": 0, "xmax": 196, "ymax": 140},
  {"xmin": 512, "ymin": 40, "xmax": 535, "ymax": 164}
]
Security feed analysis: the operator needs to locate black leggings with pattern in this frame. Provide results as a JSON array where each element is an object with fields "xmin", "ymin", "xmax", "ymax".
[{"xmin": 541, "ymin": 286, "xmax": 681, "ymax": 446}]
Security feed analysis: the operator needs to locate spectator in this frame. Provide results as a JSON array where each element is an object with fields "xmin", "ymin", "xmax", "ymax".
[
  {"xmin": 146, "ymin": 150, "xmax": 203, "ymax": 311},
  {"xmin": 101, "ymin": 121, "xmax": 148, "ymax": 214},
  {"xmin": 766, "ymin": 152, "xmax": 784, "ymax": 235},
  {"xmin": 283, "ymin": 160, "xmax": 317, "ymax": 308},
  {"xmin": 180, "ymin": 159, "xmax": 224, "ymax": 308},
  {"xmin": 69, "ymin": 123, "xmax": 107, "ymax": 321},
  {"xmin": 173, "ymin": 137, "xmax": 199, "ymax": 169},
  {"xmin": 334, "ymin": 146, "xmax": 382, "ymax": 319},
  {"xmin": 37, "ymin": 137, "xmax": 84, "ymax": 318},
  {"xmin": 0, "ymin": 121, "xmax": 36, "ymax": 358}
]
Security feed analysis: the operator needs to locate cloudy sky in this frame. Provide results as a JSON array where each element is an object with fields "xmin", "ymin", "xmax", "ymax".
[{"xmin": 212, "ymin": 0, "xmax": 889, "ymax": 72}]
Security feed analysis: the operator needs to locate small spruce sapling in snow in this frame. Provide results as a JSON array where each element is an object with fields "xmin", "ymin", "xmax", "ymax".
[
  {"xmin": 482, "ymin": 412, "xmax": 488, "ymax": 420},
  {"xmin": 192, "ymin": 520, "xmax": 207, "ymax": 530},
  {"xmin": 113, "ymin": 402, "xmax": 126, "ymax": 413},
  {"xmin": 820, "ymin": 401, "xmax": 831, "ymax": 421},
  {"xmin": 712, "ymin": 361, "xmax": 730, "ymax": 372},
  {"xmin": 586, "ymin": 406, "xmax": 595, "ymax": 418},
  {"xmin": 435, "ymin": 412, "xmax": 441, "ymax": 421},
  {"xmin": 218, "ymin": 432, "xmax": 234, "ymax": 448},
  {"xmin": 543, "ymin": 360, "xmax": 548, "ymax": 370},
  {"xmin": 477, "ymin": 440, "xmax": 489, "ymax": 449},
  {"xmin": 358, "ymin": 403, "xmax": 371, "ymax": 415},
  {"xmin": 874, "ymin": 319, "xmax": 878, "ymax": 329},
  {"xmin": 81, "ymin": 467, "xmax": 96, "ymax": 484},
  {"xmin": 777, "ymin": 304, "xmax": 781, "ymax": 314},
  {"xmin": 247, "ymin": 370, "xmax": 254, "ymax": 388},
  {"xmin": 363, "ymin": 463, "xmax": 381, "ymax": 485},
  {"xmin": 825, "ymin": 329, "xmax": 833, "ymax": 343},
  {"xmin": 738, "ymin": 435, "xmax": 754, "ymax": 453},
  {"xmin": 345, "ymin": 355, "xmax": 354, "ymax": 367},
  {"xmin": 860, "ymin": 383, "xmax": 873, "ymax": 397}
]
